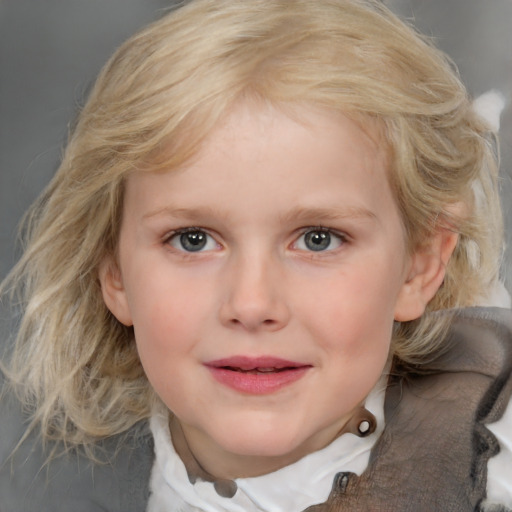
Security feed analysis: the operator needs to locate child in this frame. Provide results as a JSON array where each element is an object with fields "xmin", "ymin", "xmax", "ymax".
[{"xmin": 1, "ymin": 0, "xmax": 511, "ymax": 510}]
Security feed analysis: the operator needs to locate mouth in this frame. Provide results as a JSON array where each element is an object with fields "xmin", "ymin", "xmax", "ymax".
[
  {"xmin": 222, "ymin": 367, "xmax": 295, "ymax": 374},
  {"xmin": 205, "ymin": 356, "xmax": 312, "ymax": 394}
]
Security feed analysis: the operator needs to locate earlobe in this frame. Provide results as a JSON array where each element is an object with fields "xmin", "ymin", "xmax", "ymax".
[
  {"xmin": 98, "ymin": 258, "xmax": 134, "ymax": 326},
  {"xmin": 394, "ymin": 229, "xmax": 459, "ymax": 322}
]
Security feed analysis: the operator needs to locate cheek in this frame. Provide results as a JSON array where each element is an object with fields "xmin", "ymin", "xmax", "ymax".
[
  {"xmin": 321, "ymin": 304, "xmax": 393, "ymax": 377},
  {"xmin": 123, "ymin": 284, "xmax": 188, "ymax": 363},
  {"xmin": 124, "ymin": 269, "xmax": 220, "ymax": 376},
  {"xmin": 304, "ymin": 269, "xmax": 398, "ymax": 344},
  {"xmin": 298, "ymin": 268, "xmax": 398, "ymax": 400},
  {"xmin": 126, "ymin": 266, "xmax": 210, "ymax": 328},
  {"xmin": 319, "ymin": 293, "xmax": 394, "ymax": 406},
  {"xmin": 128, "ymin": 292, "xmax": 202, "ymax": 404}
]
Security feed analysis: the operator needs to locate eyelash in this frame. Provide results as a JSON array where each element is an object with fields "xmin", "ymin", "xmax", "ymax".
[
  {"xmin": 163, "ymin": 226, "xmax": 349, "ymax": 254},
  {"xmin": 293, "ymin": 227, "xmax": 348, "ymax": 253},
  {"xmin": 165, "ymin": 227, "xmax": 220, "ymax": 253}
]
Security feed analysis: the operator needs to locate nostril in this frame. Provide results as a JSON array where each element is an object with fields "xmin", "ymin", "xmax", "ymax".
[
  {"xmin": 227, "ymin": 316, "xmax": 281, "ymax": 331},
  {"xmin": 230, "ymin": 318, "xmax": 274, "ymax": 325},
  {"xmin": 219, "ymin": 293, "xmax": 290, "ymax": 331}
]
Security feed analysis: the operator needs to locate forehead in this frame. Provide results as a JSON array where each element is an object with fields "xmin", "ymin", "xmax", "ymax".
[
  {"xmin": 122, "ymin": 103, "xmax": 402, "ymax": 235},
  {"xmin": 205, "ymin": 102, "xmax": 388, "ymax": 163}
]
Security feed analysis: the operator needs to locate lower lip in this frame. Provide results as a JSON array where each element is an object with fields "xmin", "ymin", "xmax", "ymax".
[{"xmin": 207, "ymin": 366, "xmax": 310, "ymax": 394}]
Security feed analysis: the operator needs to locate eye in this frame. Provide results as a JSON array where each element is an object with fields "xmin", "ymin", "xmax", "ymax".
[
  {"xmin": 168, "ymin": 229, "xmax": 219, "ymax": 252},
  {"xmin": 294, "ymin": 228, "xmax": 345, "ymax": 252}
]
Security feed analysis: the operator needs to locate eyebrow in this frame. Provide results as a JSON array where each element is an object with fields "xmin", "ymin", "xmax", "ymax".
[
  {"xmin": 143, "ymin": 206, "xmax": 230, "ymax": 222},
  {"xmin": 278, "ymin": 206, "xmax": 377, "ymax": 225},
  {"xmin": 143, "ymin": 205, "xmax": 377, "ymax": 224}
]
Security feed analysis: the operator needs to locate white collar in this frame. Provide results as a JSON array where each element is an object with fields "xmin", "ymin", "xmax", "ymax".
[{"xmin": 147, "ymin": 376, "xmax": 386, "ymax": 512}]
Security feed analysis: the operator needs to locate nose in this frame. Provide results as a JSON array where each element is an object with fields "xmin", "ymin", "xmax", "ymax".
[{"xmin": 219, "ymin": 252, "xmax": 291, "ymax": 332}]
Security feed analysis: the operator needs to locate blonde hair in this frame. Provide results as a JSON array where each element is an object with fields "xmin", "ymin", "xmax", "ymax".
[{"xmin": 1, "ymin": 0, "xmax": 503, "ymax": 449}]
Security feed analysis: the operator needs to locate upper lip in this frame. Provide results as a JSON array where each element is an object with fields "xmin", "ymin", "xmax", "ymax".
[{"xmin": 205, "ymin": 356, "xmax": 310, "ymax": 371}]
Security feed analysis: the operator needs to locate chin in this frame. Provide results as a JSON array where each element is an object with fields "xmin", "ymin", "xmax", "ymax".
[{"xmin": 213, "ymin": 423, "xmax": 310, "ymax": 459}]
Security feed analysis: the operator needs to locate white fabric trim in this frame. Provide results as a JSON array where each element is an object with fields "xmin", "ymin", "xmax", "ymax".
[
  {"xmin": 484, "ymin": 291, "xmax": 512, "ymax": 508},
  {"xmin": 485, "ymin": 397, "xmax": 512, "ymax": 508}
]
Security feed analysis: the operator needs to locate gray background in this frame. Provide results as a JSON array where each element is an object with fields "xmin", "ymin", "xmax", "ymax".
[{"xmin": 1, "ymin": 0, "xmax": 511, "ymax": 286}]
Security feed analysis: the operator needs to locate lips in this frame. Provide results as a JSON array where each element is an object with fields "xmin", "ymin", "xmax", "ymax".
[{"xmin": 205, "ymin": 356, "xmax": 312, "ymax": 394}]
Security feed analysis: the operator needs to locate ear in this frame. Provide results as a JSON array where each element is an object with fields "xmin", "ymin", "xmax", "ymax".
[
  {"xmin": 394, "ymin": 228, "xmax": 459, "ymax": 322},
  {"xmin": 98, "ymin": 257, "xmax": 133, "ymax": 326}
]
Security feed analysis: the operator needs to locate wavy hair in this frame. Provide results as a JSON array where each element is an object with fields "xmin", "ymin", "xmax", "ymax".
[{"xmin": 1, "ymin": 0, "xmax": 503, "ymax": 449}]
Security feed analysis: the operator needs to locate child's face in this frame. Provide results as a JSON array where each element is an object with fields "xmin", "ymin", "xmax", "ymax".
[{"xmin": 103, "ymin": 103, "xmax": 420, "ymax": 477}]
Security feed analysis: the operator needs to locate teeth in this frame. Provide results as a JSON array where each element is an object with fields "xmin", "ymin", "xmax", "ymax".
[
  {"xmin": 225, "ymin": 366, "xmax": 285, "ymax": 373},
  {"xmin": 223, "ymin": 366, "xmax": 297, "ymax": 374}
]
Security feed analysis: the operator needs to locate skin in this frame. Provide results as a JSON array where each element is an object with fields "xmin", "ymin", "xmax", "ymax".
[{"xmin": 101, "ymin": 102, "xmax": 455, "ymax": 479}]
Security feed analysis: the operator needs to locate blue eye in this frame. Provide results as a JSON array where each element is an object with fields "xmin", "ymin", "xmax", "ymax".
[
  {"xmin": 168, "ymin": 229, "xmax": 218, "ymax": 252},
  {"xmin": 295, "ymin": 229, "xmax": 344, "ymax": 252}
]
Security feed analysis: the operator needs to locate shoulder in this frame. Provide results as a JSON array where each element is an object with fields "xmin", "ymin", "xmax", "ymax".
[
  {"xmin": 0, "ymin": 389, "xmax": 154, "ymax": 512},
  {"xmin": 449, "ymin": 308, "xmax": 512, "ymax": 510},
  {"xmin": 394, "ymin": 307, "xmax": 512, "ymax": 413},
  {"xmin": 396, "ymin": 307, "xmax": 512, "ymax": 467},
  {"xmin": 438, "ymin": 307, "xmax": 512, "ymax": 377}
]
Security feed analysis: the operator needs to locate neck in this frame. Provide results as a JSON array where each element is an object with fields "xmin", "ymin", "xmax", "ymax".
[
  {"xmin": 170, "ymin": 415, "xmax": 306, "ymax": 480},
  {"xmin": 169, "ymin": 407, "xmax": 374, "ymax": 480}
]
